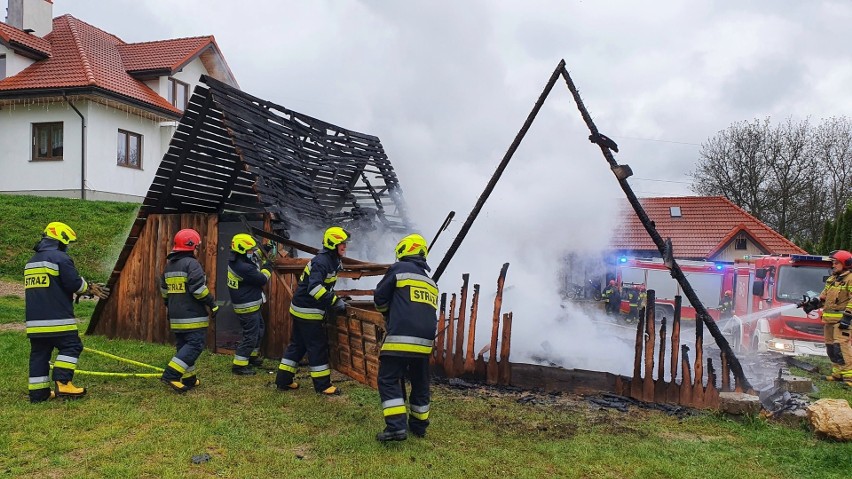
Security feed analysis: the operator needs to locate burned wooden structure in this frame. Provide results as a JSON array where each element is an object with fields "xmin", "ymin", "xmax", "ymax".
[{"xmin": 87, "ymin": 75, "xmax": 408, "ymax": 356}]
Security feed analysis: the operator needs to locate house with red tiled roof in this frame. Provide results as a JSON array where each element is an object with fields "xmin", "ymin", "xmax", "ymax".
[
  {"xmin": 0, "ymin": 0, "xmax": 237, "ymax": 201},
  {"xmin": 610, "ymin": 196, "xmax": 806, "ymax": 262}
]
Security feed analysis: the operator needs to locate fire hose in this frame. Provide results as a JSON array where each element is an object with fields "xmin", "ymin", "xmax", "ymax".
[{"xmin": 49, "ymin": 346, "xmax": 164, "ymax": 378}]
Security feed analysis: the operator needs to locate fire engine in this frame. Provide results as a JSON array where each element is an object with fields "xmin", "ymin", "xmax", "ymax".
[
  {"xmin": 616, "ymin": 257, "xmax": 732, "ymax": 322},
  {"xmin": 726, "ymin": 254, "xmax": 833, "ymax": 356}
]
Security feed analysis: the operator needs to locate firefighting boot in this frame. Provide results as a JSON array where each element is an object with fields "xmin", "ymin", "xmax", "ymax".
[
  {"xmin": 825, "ymin": 375, "xmax": 843, "ymax": 381},
  {"xmin": 182, "ymin": 375, "xmax": 200, "ymax": 389},
  {"xmin": 319, "ymin": 386, "xmax": 341, "ymax": 396},
  {"xmin": 161, "ymin": 377, "xmax": 188, "ymax": 394},
  {"xmin": 249, "ymin": 356, "xmax": 264, "ymax": 368},
  {"xmin": 55, "ymin": 381, "xmax": 86, "ymax": 399},
  {"xmin": 30, "ymin": 390, "xmax": 56, "ymax": 403},
  {"xmin": 376, "ymin": 429, "xmax": 407, "ymax": 442},
  {"xmin": 232, "ymin": 366, "xmax": 257, "ymax": 376},
  {"xmin": 276, "ymin": 382, "xmax": 299, "ymax": 391}
]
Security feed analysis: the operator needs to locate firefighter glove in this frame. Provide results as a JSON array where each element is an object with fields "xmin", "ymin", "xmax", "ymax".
[
  {"xmin": 332, "ymin": 297, "xmax": 347, "ymax": 315},
  {"xmin": 840, "ymin": 313, "xmax": 852, "ymax": 330},
  {"xmin": 798, "ymin": 296, "xmax": 821, "ymax": 314},
  {"xmin": 209, "ymin": 305, "xmax": 219, "ymax": 319}
]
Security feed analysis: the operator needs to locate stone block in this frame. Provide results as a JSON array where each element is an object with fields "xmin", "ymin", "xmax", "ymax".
[
  {"xmin": 718, "ymin": 391, "xmax": 761, "ymax": 416},
  {"xmin": 807, "ymin": 398, "xmax": 852, "ymax": 441},
  {"xmin": 775, "ymin": 375, "xmax": 813, "ymax": 394}
]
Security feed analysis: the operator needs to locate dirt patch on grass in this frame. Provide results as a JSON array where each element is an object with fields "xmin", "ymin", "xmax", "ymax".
[
  {"xmin": 0, "ymin": 279, "xmax": 24, "ymax": 297},
  {"xmin": 0, "ymin": 323, "xmax": 24, "ymax": 332}
]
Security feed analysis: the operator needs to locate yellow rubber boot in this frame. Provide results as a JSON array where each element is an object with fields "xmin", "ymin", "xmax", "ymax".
[
  {"xmin": 161, "ymin": 378, "xmax": 188, "ymax": 394},
  {"xmin": 55, "ymin": 381, "xmax": 86, "ymax": 399},
  {"xmin": 320, "ymin": 386, "xmax": 341, "ymax": 396}
]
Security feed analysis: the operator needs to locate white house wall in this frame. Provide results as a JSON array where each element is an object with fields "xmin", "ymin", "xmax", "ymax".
[
  {"xmin": 0, "ymin": 99, "xmax": 84, "ymax": 197},
  {"xmin": 0, "ymin": 45, "xmax": 36, "ymax": 78},
  {"xmin": 84, "ymin": 100, "xmax": 165, "ymax": 201}
]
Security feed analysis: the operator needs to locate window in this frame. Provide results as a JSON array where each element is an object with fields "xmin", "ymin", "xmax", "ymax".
[
  {"xmin": 0, "ymin": 54, "xmax": 6, "ymax": 80},
  {"xmin": 32, "ymin": 122, "xmax": 63, "ymax": 161},
  {"xmin": 117, "ymin": 129, "xmax": 142, "ymax": 169},
  {"xmin": 669, "ymin": 206, "xmax": 682, "ymax": 217},
  {"xmin": 168, "ymin": 77, "xmax": 189, "ymax": 110},
  {"xmin": 734, "ymin": 235, "xmax": 747, "ymax": 250}
]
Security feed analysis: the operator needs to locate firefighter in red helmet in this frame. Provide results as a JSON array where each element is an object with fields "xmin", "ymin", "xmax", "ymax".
[
  {"xmin": 801, "ymin": 250, "xmax": 852, "ymax": 384},
  {"xmin": 159, "ymin": 229, "xmax": 219, "ymax": 393},
  {"xmin": 719, "ymin": 290, "xmax": 733, "ymax": 320}
]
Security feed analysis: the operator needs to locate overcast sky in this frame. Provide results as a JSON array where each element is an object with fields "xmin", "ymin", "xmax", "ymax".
[{"xmin": 46, "ymin": 0, "xmax": 852, "ymax": 364}]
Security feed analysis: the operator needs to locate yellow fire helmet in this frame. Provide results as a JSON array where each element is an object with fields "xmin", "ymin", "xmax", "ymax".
[
  {"xmin": 231, "ymin": 233, "xmax": 258, "ymax": 254},
  {"xmin": 323, "ymin": 226, "xmax": 350, "ymax": 250},
  {"xmin": 44, "ymin": 222, "xmax": 78, "ymax": 245},
  {"xmin": 395, "ymin": 233, "xmax": 428, "ymax": 260}
]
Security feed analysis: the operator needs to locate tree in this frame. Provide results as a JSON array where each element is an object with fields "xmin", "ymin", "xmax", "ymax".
[{"xmin": 691, "ymin": 116, "xmax": 852, "ymax": 246}]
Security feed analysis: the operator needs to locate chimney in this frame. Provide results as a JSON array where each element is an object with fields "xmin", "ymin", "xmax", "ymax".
[{"xmin": 6, "ymin": 0, "xmax": 53, "ymax": 37}]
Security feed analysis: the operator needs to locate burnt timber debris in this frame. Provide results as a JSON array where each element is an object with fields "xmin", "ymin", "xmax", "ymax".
[{"xmin": 87, "ymin": 61, "xmax": 762, "ymax": 412}]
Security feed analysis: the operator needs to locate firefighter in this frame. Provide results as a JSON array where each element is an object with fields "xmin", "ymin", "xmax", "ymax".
[
  {"xmin": 275, "ymin": 226, "xmax": 349, "ymax": 395},
  {"xmin": 638, "ymin": 284, "xmax": 647, "ymax": 318},
  {"xmin": 374, "ymin": 233, "xmax": 438, "ymax": 442},
  {"xmin": 602, "ymin": 280, "xmax": 615, "ymax": 314},
  {"xmin": 800, "ymin": 250, "xmax": 852, "ymax": 384},
  {"xmin": 25, "ymin": 222, "xmax": 106, "ymax": 402},
  {"xmin": 228, "ymin": 234, "xmax": 272, "ymax": 375},
  {"xmin": 159, "ymin": 229, "xmax": 219, "ymax": 393},
  {"xmin": 719, "ymin": 290, "xmax": 733, "ymax": 320},
  {"xmin": 625, "ymin": 286, "xmax": 640, "ymax": 323}
]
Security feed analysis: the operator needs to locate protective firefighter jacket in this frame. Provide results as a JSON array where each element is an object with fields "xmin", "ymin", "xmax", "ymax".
[
  {"xmin": 227, "ymin": 253, "xmax": 271, "ymax": 314},
  {"xmin": 24, "ymin": 238, "xmax": 88, "ymax": 338},
  {"xmin": 159, "ymin": 251, "xmax": 216, "ymax": 331},
  {"xmin": 821, "ymin": 270, "xmax": 852, "ymax": 324},
  {"xmin": 289, "ymin": 249, "xmax": 342, "ymax": 321},
  {"xmin": 374, "ymin": 256, "xmax": 438, "ymax": 357}
]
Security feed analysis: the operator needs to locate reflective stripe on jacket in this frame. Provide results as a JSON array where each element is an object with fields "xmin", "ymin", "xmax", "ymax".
[
  {"xmin": 227, "ymin": 253, "xmax": 270, "ymax": 314},
  {"xmin": 374, "ymin": 256, "xmax": 438, "ymax": 357},
  {"xmin": 160, "ymin": 251, "xmax": 215, "ymax": 331},
  {"xmin": 289, "ymin": 250, "xmax": 341, "ymax": 321},
  {"xmin": 821, "ymin": 270, "xmax": 852, "ymax": 324},
  {"xmin": 24, "ymin": 238, "xmax": 86, "ymax": 338}
]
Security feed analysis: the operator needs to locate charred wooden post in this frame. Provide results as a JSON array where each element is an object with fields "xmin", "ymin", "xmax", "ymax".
[
  {"xmin": 707, "ymin": 358, "xmax": 716, "ymax": 390},
  {"xmin": 657, "ymin": 317, "xmax": 667, "ymax": 382},
  {"xmin": 643, "ymin": 290, "xmax": 656, "ymax": 402},
  {"xmin": 680, "ymin": 344, "xmax": 692, "ymax": 406},
  {"xmin": 670, "ymin": 295, "xmax": 682, "ymax": 384},
  {"xmin": 431, "ymin": 60, "xmax": 565, "ymax": 282},
  {"xmin": 434, "ymin": 293, "xmax": 448, "ymax": 369},
  {"xmin": 444, "ymin": 293, "xmax": 457, "ymax": 377},
  {"xmin": 721, "ymin": 351, "xmax": 730, "ymax": 391},
  {"xmin": 498, "ymin": 312, "xmax": 513, "ymax": 385},
  {"xmin": 454, "ymin": 274, "xmax": 470, "ymax": 376},
  {"xmin": 631, "ymin": 309, "xmax": 645, "ymax": 400},
  {"xmin": 558, "ymin": 64, "xmax": 751, "ymax": 392},
  {"xmin": 693, "ymin": 309, "xmax": 705, "ymax": 406},
  {"xmin": 464, "ymin": 284, "xmax": 480, "ymax": 375},
  {"xmin": 488, "ymin": 263, "xmax": 510, "ymax": 385}
]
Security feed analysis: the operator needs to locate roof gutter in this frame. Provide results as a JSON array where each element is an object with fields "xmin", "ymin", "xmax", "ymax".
[
  {"xmin": 63, "ymin": 92, "xmax": 86, "ymax": 200},
  {"xmin": 0, "ymin": 86, "xmax": 182, "ymax": 119}
]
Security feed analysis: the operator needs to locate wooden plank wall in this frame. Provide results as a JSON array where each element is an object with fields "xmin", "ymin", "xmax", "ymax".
[{"xmin": 89, "ymin": 213, "xmax": 218, "ymax": 347}]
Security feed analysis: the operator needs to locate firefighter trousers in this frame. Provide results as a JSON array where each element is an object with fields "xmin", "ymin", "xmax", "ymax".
[
  {"xmin": 233, "ymin": 311, "xmax": 265, "ymax": 366},
  {"xmin": 276, "ymin": 320, "xmax": 332, "ymax": 392},
  {"xmin": 377, "ymin": 354, "xmax": 431, "ymax": 435},
  {"xmin": 28, "ymin": 333, "xmax": 83, "ymax": 401},
  {"xmin": 823, "ymin": 322, "xmax": 852, "ymax": 378},
  {"xmin": 162, "ymin": 329, "xmax": 206, "ymax": 383}
]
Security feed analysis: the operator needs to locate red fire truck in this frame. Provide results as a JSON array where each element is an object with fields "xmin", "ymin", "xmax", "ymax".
[
  {"xmin": 616, "ymin": 257, "xmax": 732, "ymax": 322},
  {"xmin": 726, "ymin": 254, "xmax": 833, "ymax": 356}
]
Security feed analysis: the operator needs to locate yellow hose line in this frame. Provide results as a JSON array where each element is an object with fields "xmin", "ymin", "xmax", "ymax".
[
  {"xmin": 83, "ymin": 347, "xmax": 164, "ymax": 372},
  {"xmin": 70, "ymin": 369, "xmax": 161, "ymax": 378}
]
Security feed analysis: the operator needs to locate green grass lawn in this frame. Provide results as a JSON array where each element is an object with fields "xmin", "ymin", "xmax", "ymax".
[
  {"xmin": 0, "ymin": 194, "xmax": 138, "ymax": 283},
  {"xmin": 1, "ymin": 296, "xmax": 851, "ymax": 478}
]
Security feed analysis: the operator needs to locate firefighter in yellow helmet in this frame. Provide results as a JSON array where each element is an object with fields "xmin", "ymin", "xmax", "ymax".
[
  {"xmin": 228, "ymin": 233, "xmax": 272, "ymax": 375},
  {"xmin": 275, "ymin": 226, "xmax": 350, "ymax": 395},
  {"xmin": 373, "ymin": 233, "xmax": 438, "ymax": 441},
  {"xmin": 25, "ymin": 222, "xmax": 104, "ymax": 402}
]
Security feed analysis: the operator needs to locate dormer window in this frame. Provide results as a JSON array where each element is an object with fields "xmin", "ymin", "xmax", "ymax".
[
  {"xmin": 670, "ymin": 206, "xmax": 682, "ymax": 217},
  {"xmin": 735, "ymin": 234, "xmax": 747, "ymax": 250},
  {"xmin": 168, "ymin": 77, "xmax": 189, "ymax": 110}
]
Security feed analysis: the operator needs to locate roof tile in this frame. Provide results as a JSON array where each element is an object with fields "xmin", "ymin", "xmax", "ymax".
[
  {"xmin": 611, "ymin": 196, "xmax": 805, "ymax": 258},
  {"xmin": 0, "ymin": 21, "xmax": 51, "ymax": 57}
]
